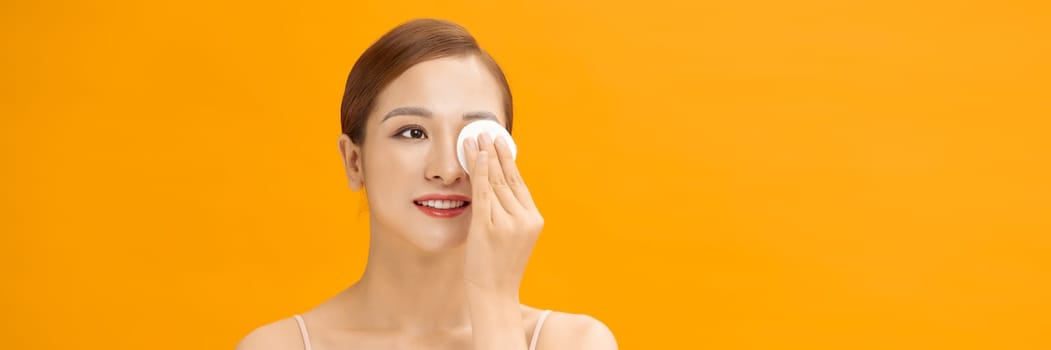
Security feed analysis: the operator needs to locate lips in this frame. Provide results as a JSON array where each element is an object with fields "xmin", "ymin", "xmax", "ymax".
[{"xmin": 413, "ymin": 194, "xmax": 471, "ymax": 218}]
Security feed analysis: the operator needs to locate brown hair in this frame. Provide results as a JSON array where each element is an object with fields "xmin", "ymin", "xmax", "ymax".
[{"xmin": 340, "ymin": 18, "xmax": 514, "ymax": 145}]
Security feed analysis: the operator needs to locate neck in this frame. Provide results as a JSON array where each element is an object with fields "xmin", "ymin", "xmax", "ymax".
[{"xmin": 340, "ymin": 223, "xmax": 472, "ymax": 333}]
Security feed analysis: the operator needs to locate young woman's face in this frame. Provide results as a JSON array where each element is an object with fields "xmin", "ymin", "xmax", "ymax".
[{"xmin": 360, "ymin": 55, "xmax": 507, "ymax": 252}]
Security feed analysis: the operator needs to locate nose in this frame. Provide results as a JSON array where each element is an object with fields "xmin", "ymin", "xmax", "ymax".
[{"xmin": 425, "ymin": 132, "xmax": 467, "ymax": 186}]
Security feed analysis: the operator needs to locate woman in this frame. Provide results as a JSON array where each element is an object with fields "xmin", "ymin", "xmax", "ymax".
[{"xmin": 237, "ymin": 19, "xmax": 617, "ymax": 350}]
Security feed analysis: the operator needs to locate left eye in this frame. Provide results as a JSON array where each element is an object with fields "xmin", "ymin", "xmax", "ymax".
[{"xmin": 397, "ymin": 127, "xmax": 427, "ymax": 139}]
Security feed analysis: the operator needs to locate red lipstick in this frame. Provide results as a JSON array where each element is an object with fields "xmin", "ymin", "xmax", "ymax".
[{"xmin": 413, "ymin": 194, "xmax": 471, "ymax": 218}]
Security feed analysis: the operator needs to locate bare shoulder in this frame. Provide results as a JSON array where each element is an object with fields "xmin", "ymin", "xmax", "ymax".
[
  {"xmin": 235, "ymin": 316, "xmax": 306, "ymax": 350},
  {"xmin": 536, "ymin": 310, "xmax": 618, "ymax": 350}
]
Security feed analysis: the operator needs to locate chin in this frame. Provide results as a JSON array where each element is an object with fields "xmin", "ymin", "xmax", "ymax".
[
  {"xmin": 404, "ymin": 228, "xmax": 469, "ymax": 253},
  {"xmin": 371, "ymin": 205, "xmax": 472, "ymax": 253}
]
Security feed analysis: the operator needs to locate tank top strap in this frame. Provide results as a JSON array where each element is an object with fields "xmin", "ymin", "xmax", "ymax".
[
  {"xmin": 292, "ymin": 314, "xmax": 313, "ymax": 350},
  {"xmin": 529, "ymin": 310, "xmax": 553, "ymax": 350}
]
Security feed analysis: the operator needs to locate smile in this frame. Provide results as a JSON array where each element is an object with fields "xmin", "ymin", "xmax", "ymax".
[
  {"xmin": 413, "ymin": 200, "xmax": 469, "ymax": 209},
  {"xmin": 414, "ymin": 200, "xmax": 470, "ymax": 218}
]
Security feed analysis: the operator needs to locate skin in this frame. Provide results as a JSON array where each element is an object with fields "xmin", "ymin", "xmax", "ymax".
[{"xmin": 236, "ymin": 55, "xmax": 617, "ymax": 350}]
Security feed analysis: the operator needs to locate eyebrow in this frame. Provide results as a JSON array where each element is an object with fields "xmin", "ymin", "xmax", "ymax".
[{"xmin": 380, "ymin": 106, "xmax": 498, "ymax": 123}]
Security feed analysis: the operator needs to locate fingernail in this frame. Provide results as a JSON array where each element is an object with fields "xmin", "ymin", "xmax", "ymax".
[
  {"xmin": 495, "ymin": 136, "xmax": 506, "ymax": 147},
  {"xmin": 479, "ymin": 132, "xmax": 491, "ymax": 144},
  {"xmin": 465, "ymin": 138, "xmax": 475, "ymax": 148}
]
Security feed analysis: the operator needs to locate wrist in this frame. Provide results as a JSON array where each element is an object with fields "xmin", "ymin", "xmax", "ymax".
[
  {"xmin": 465, "ymin": 282, "xmax": 527, "ymax": 350},
  {"xmin": 464, "ymin": 278, "xmax": 520, "ymax": 300},
  {"xmin": 465, "ymin": 281, "xmax": 519, "ymax": 303}
]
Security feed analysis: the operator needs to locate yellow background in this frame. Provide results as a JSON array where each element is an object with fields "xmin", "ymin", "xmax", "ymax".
[{"xmin": 3, "ymin": 0, "xmax": 1049, "ymax": 349}]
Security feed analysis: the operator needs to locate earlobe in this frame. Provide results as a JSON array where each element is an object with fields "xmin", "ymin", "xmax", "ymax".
[{"xmin": 337, "ymin": 134, "xmax": 365, "ymax": 191}]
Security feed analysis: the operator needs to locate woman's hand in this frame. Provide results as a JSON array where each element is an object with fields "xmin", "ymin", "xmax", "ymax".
[{"xmin": 462, "ymin": 132, "xmax": 544, "ymax": 296}]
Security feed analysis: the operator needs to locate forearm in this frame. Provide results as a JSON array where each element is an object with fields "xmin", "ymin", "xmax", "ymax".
[{"xmin": 466, "ymin": 285, "xmax": 528, "ymax": 350}]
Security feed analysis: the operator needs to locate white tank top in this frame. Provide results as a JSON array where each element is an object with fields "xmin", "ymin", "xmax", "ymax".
[{"xmin": 292, "ymin": 310, "xmax": 553, "ymax": 350}]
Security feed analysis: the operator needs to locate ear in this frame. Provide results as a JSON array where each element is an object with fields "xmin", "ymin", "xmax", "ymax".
[{"xmin": 337, "ymin": 134, "xmax": 365, "ymax": 191}]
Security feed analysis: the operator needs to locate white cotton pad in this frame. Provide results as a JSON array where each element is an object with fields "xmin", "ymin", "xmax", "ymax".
[{"xmin": 456, "ymin": 120, "xmax": 517, "ymax": 175}]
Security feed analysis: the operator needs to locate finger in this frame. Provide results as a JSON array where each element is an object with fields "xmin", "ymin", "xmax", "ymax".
[
  {"xmin": 465, "ymin": 137, "xmax": 502, "ymax": 225},
  {"xmin": 463, "ymin": 136, "xmax": 478, "ymax": 175},
  {"xmin": 478, "ymin": 133, "xmax": 523, "ymax": 215},
  {"xmin": 470, "ymin": 149, "xmax": 492, "ymax": 225},
  {"xmin": 493, "ymin": 134, "xmax": 538, "ymax": 211}
]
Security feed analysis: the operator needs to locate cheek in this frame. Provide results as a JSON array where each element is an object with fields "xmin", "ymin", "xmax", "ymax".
[{"xmin": 363, "ymin": 140, "xmax": 424, "ymax": 187}]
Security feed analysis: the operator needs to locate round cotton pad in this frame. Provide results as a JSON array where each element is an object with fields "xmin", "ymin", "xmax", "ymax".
[{"xmin": 457, "ymin": 120, "xmax": 517, "ymax": 175}]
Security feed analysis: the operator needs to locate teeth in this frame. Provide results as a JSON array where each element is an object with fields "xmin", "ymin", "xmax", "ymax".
[{"xmin": 415, "ymin": 200, "xmax": 466, "ymax": 209}]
